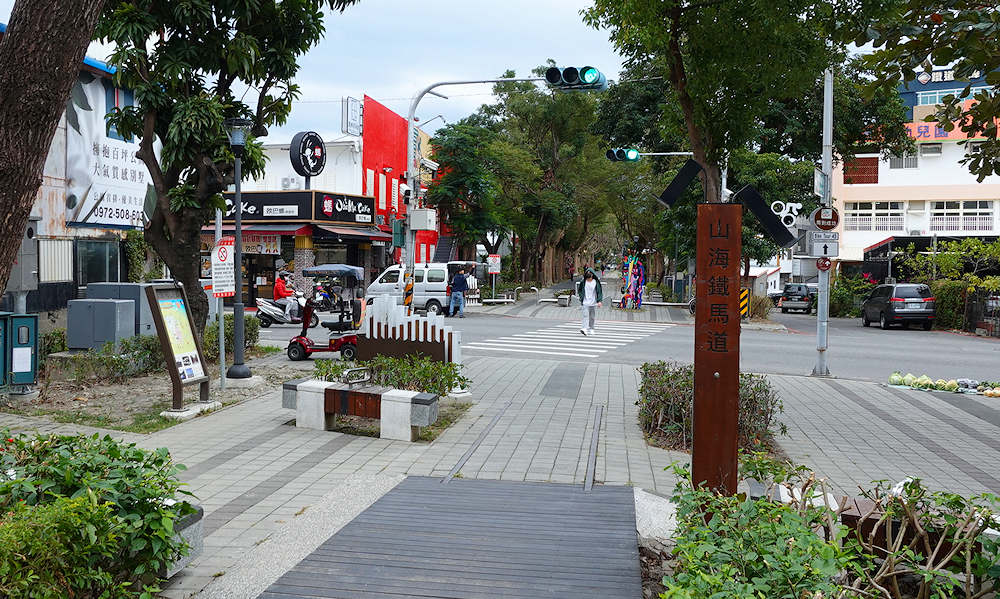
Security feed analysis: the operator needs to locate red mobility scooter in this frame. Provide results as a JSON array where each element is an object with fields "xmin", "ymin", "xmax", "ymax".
[{"xmin": 286, "ymin": 264, "xmax": 365, "ymax": 361}]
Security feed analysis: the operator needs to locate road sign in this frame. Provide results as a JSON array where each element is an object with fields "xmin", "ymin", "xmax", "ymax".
[
  {"xmin": 739, "ymin": 288, "xmax": 750, "ymax": 319},
  {"xmin": 812, "ymin": 206, "xmax": 839, "ymax": 231},
  {"xmin": 810, "ymin": 240, "xmax": 839, "ymax": 258},
  {"xmin": 809, "ymin": 231, "xmax": 839, "ymax": 243},
  {"xmin": 813, "ymin": 168, "xmax": 828, "ymax": 198},
  {"xmin": 816, "ymin": 257, "xmax": 832, "ymax": 272},
  {"xmin": 487, "ymin": 254, "xmax": 501, "ymax": 275},
  {"xmin": 211, "ymin": 236, "xmax": 235, "ymax": 297}
]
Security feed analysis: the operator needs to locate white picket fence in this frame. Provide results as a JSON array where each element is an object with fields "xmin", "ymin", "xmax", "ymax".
[{"xmin": 362, "ymin": 295, "xmax": 463, "ymax": 364}]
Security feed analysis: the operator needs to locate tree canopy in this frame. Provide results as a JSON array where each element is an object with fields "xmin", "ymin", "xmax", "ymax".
[
  {"xmin": 96, "ymin": 0, "xmax": 359, "ymax": 330},
  {"xmin": 860, "ymin": 1, "xmax": 1000, "ymax": 181}
]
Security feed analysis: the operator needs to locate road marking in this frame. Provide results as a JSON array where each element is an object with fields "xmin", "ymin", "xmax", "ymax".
[{"xmin": 463, "ymin": 320, "xmax": 673, "ymax": 358}]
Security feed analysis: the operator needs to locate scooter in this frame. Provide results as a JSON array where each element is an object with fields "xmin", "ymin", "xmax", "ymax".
[
  {"xmin": 313, "ymin": 282, "xmax": 335, "ymax": 312},
  {"xmin": 255, "ymin": 291, "xmax": 319, "ymax": 328},
  {"xmin": 286, "ymin": 291, "xmax": 364, "ymax": 361}
]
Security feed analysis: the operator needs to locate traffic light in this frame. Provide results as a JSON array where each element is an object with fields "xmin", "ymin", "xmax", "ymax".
[
  {"xmin": 606, "ymin": 148, "xmax": 640, "ymax": 162},
  {"xmin": 545, "ymin": 65, "xmax": 608, "ymax": 91}
]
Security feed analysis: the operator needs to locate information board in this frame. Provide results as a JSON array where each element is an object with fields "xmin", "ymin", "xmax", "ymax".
[{"xmin": 146, "ymin": 283, "xmax": 210, "ymax": 410}]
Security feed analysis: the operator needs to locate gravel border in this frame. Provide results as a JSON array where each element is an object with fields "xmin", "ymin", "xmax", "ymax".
[{"xmin": 198, "ymin": 472, "xmax": 405, "ymax": 599}]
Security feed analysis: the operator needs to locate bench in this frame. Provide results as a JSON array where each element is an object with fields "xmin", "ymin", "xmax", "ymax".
[{"xmin": 284, "ymin": 371, "xmax": 439, "ymax": 442}]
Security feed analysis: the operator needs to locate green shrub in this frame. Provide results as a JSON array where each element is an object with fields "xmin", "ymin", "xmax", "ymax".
[
  {"xmin": 663, "ymin": 463, "xmax": 847, "ymax": 599},
  {"xmin": 0, "ymin": 433, "xmax": 193, "ymax": 588},
  {"xmin": 637, "ymin": 361, "xmax": 785, "ymax": 451},
  {"xmin": 0, "ymin": 495, "xmax": 143, "ymax": 599},
  {"xmin": 829, "ymin": 274, "xmax": 875, "ymax": 317},
  {"xmin": 203, "ymin": 313, "xmax": 260, "ymax": 362},
  {"xmin": 39, "ymin": 328, "xmax": 68, "ymax": 371},
  {"xmin": 930, "ymin": 279, "xmax": 967, "ymax": 330},
  {"xmin": 71, "ymin": 335, "xmax": 164, "ymax": 383},
  {"xmin": 316, "ymin": 354, "xmax": 469, "ymax": 396}
]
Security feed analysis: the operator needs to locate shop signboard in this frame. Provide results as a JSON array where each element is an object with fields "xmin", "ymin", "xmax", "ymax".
[
  {"xmin": 65, "ymin": 73, "xmax": 160, "ymax": 229},
  {"xmin": 221, "ymin": 191, "xmax": 376, "ymax": 226}
]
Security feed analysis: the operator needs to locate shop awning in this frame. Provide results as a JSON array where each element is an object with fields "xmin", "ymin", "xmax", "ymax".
[
  {"xmin": 314, "ymin": 225, "xmax": 392, "ymax": 241},
  {"xmin": 200, "ymin": 224, "xmax": 311, "ymax": 236}
]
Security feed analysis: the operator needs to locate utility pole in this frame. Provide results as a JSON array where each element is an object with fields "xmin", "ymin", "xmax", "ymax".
[
  {"xmin": 404, "ymin": 77, "xmax": 545, "ymax": 298},
  {"xmin": 812, "ymin": 68, "xmax": 833, "ymax": 377}
]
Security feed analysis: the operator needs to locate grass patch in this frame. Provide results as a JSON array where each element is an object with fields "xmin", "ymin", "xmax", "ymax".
[
  {"xmin": 28, "ymin": 403, "xmax": 179, "ymax": 434},
  {"xmin": 417, "ymin": 400, "xmax": 472, "ymax": 442},
  {"xmin": 251, "ymin": 344, "xmax": 283, "ymax": 356}
]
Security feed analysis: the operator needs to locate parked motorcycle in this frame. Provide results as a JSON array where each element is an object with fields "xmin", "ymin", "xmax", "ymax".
[
  {"xmin": 313, "ymin": 282, "xmax": 335, "ymax": 312},
  {"xmin": 255, "ymin": 291, "xmax": 319, "ymax": 328}
]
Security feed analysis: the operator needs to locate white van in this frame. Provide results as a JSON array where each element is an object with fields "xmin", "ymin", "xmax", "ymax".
[{"xmin": 367, "ymin": 262, "xmax": 480, "ymax": 315}]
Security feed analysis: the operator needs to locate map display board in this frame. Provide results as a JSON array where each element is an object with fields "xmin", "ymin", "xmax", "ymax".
[{"xmin": 158, "ymin": 297, "xmax": 205, "ymax": 381}]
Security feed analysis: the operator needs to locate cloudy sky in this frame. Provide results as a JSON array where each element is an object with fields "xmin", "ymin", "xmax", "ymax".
[{"xmin": 0, "ymin": 0, "xmax": 624, "ymax": 143}]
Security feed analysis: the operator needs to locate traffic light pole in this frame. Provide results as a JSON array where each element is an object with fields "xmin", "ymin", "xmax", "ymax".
[
  {"xmin": 404, "ymin": 77, "xmax": 544, "ymax": 299},
  {"xmin": 812, "ymin": 68, "xmax": 834, "ymax": 377}
]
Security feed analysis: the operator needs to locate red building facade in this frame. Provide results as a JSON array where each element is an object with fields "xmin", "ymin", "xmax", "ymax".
[{"xmin": 361, "ymin": 95, "xmax": 438, "ymax": 264}]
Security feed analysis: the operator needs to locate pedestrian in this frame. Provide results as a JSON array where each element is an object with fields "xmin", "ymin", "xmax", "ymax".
[
  {"xmin": 273, "ymin": 272, "xmax": 296, "ymax": 321},
  {"xmin": 449, "ymin": 267, "xmax": 468, "ymax": 318},
  {"xmin": 577, "ymin": 268, "xmax": 603, "ymax": 336}
]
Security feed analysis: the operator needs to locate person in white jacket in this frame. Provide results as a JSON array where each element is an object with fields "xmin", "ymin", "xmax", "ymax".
[{"xmin": 577, "ymin": 269, "xmax": 603, "ymax": 336}]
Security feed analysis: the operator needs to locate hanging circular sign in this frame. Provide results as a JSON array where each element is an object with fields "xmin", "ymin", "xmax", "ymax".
[
  {"xmin": 811, "ymin": 206, "xmax": 840, "ymax": 231},
  {"xmin": 290, "ymin": 131, "xmax": 326, "ymax": 177},
  {"xmin": 816, "ymin": 257, "xmax": 832, "ymax": 272}
]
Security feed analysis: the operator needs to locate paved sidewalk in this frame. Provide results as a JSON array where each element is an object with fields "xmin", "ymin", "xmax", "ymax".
[{"xmin": 773, "ymin": 375, "xmax": 1000, "ymax": 497}]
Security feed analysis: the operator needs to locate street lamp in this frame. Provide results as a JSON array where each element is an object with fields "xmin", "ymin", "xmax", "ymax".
[{"xmin": 224, "ymin": 117, "xmax": 253, "ymax": 380}]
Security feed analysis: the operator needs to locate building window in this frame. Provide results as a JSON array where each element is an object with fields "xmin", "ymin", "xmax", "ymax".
[
  {"xmin": 967, "ymin": 141, "xmax": 985, "ymax": 155},
  {"xmin": 931, "ymin": 200, "xmax": 994, "ymax": 232},
  {"xmin": 843, "ymin": 157, "xmax": 879, "ymax": 184},
  {"xmin": 844, "ymin": 201, "xmax": 904, "ymax": 232},
  {"xmin": 889, "ymin": 153, "xmax": 919, "ymax": 169},
  {"xmin": 76, "ymin": 239, "xmax": 120, "ymax": 287},
  {"xmin": 919, "ymin": 143, "xmax": 942, "ymax": 157},
  {"xmin": 103, "ymin": 80, "xmax": 134, "ymax": 141},
  {"xmin": 917, "ymin": 86, "xmax": 990, "ymax": 105}
]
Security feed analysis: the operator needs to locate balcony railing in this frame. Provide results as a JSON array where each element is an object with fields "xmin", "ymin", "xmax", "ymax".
[
  {"xmin": 931, "ymin": 215, "xmax": 995, "ymax": 232},
  {"xmin": 845, "ymin": 215, "xmax": 904, "ymax": 231},
  {"xmin": 874, "ymin": 216, "xmax": 905, "ymax": 231}
]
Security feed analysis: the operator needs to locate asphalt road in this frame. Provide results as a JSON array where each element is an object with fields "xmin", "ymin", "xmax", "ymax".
[{"xmin": 257, "ymin": 310, "xmax": 1000, "ymax": 383}]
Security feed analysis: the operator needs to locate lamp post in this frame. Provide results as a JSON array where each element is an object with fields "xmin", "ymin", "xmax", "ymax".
[{"xmin": 224, "ymin": 118, "xmax": 253, "ymax": 379}]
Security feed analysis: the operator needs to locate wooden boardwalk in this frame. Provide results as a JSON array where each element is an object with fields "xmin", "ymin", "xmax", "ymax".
[{"xmin": 258, "ymin": 476, "xmax": 641, "ymax": 598}]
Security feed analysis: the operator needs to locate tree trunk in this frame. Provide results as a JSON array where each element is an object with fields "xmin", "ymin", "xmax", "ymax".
[
  {"xmin": 145, "ymin": 206, "xmax": 212, "ymax": 334},
  {"xmin": 0, "ymin": 0, "xmax": 106, "ymax": 292}
]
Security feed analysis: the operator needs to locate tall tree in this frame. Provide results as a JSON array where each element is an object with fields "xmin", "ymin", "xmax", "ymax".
[
  {"xmin": 97, "ymin": 0, "xmax": 358, "ymax": 331},
  {"xmin": 0, "ymin": 0, "xmax": 106, "ymax": 293},
  {"xmin": 584, "ymin": 0, "xmax": 831, "ymax": 203},
  {"xmin": 425, "ymin": 121, "xmax": 508, "ymax": 254},
  {"xmin": 860, "ymin": 1, "xmax": 1000, "ymax": 181}
]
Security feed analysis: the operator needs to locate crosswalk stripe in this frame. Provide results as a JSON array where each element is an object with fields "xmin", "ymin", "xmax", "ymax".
[
  {"xmin": 549, "ymin": 325, "xmax": 655, "ymax": 335},
  {"xmin": 497, "ymin": 337, "xmax": 625, "ymax": 348},
  {"xmin": 467, "ymin": 340, "xmax": 610, "ymax": 352},
  {"xmin": 515, "ymin": 330, "xmax": 638, "ymax": 340},
  {"xmin": 553, "ymin": 323, "xmax": 671, "ymax": 332},
  {"xmin": 463, "ymin": 344, "xmax": 601, "ymax": 358}
]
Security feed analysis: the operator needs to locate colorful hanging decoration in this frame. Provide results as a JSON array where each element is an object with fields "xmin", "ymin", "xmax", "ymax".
[{"xmin": 619, "ymin": 253, "xmax": 645, "ymax": 310}]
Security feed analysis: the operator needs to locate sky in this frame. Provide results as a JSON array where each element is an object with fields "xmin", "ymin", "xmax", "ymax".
[{"xmin": 0, "ymin": 0, "xmax": 625, "ymax": 144}]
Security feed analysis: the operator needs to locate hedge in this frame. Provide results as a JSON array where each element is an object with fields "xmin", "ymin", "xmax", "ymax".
[{"xmin": 930, "ymin": 280, "xmax": 967, "ymax": 330}]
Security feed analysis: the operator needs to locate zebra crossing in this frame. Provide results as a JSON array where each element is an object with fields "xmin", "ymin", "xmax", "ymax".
[{"xmin": 463, "ymin": 321, "xmax": 674, "ymax": 358}]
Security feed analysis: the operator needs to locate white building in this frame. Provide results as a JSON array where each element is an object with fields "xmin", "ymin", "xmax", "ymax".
[
  {"xmin": 243, "ymin": 138, "xmax": 362, "ymax": 194},
  {"xmin": 833, "ymin": 68, "xmax": 999, "ymax": 275}
]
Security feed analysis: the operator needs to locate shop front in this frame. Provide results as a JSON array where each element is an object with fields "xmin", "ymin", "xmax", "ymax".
[{"xmin": 204, "ymin": 190, "xmax": 390, "ymax": 301}]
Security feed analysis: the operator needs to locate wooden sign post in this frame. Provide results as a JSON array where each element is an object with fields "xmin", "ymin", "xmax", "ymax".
[
  {"xmin": 692, "ymin": 203, "xmax": 742, "ymax": 495},
  {"xmin": 146, "ymin": 283, "xmax": 210, "ymax": 411}
]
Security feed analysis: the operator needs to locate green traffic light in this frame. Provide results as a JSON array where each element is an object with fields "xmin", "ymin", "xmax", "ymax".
[
  {"xmin": 581, "ymin": 67, "xmax": 599, "ymax": 84},
  {"xmin": 625, "ymin": 148, "xmax": 640, "ymax": 161}
]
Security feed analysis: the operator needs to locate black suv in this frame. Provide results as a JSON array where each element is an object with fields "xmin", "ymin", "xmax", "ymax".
[
  {"xmin": 779, "ymin": 284, "xmax": 814, "ymax": 313},
  {"xmin": 861, "ymin": 283, "xmax": 935, "ymax": 330}
]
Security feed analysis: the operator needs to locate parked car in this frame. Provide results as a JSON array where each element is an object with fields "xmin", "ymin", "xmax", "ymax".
[
  {"xmin": 779, "ymin": 284, "xmax": 814, "ymax": 313},
  {"xmin": 367, "ymin": 261, "xmax": 481, "ymax": 315},
  {"xmin": 861, "ymin": 283, "xmax": 935, "ymax": 330}
]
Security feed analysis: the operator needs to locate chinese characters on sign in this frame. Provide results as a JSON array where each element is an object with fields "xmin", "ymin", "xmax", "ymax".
[{"xmin": 693, "ymin": 203, "xmax": 742, "ymax": 495}]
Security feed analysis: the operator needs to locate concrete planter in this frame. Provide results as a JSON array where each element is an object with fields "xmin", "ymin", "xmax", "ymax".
[
  {"xmin": 163, "ymin": 504, "xmax": 204, "ymax": 579},
  {"xmin": 557, "ymin": 295, "xmax": 571, "ymax": 307}
]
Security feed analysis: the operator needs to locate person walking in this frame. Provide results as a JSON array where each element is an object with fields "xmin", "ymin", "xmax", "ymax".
[
  {"xmin": 577, "ymin": 268, "xmax": 603, "ymax": 336},
  {"xmin": 449, "ymin": 267, "xmax": 469, "ymax": 318}
]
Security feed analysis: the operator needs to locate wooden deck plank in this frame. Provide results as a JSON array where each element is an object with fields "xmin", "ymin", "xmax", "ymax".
[{"xmin": 257, "ymin": 476, "xmax": 641, "ymax": 599}]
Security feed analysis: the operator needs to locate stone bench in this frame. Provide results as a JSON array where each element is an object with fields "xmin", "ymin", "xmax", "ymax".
[{"xmin": 284, "ymin": 377, "xmax": 439, "ymax": 442}]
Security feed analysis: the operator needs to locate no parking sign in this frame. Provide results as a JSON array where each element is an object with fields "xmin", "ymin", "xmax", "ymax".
[{"xmin": 211, "ymin": 236, "xmax": 235, "ymax": 297}]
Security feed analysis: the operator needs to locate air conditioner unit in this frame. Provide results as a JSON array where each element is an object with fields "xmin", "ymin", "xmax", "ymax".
[
  {"xmin": 376, "ymin": 214, "xmax": 385, "ymax": 225},
  {"xmin": 280, "ymin": 177, "xmax": 293, "ymax": 190},
  {"xmin": 909, "ymin": 229, "xmax": 922, "ymax": 236}
]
